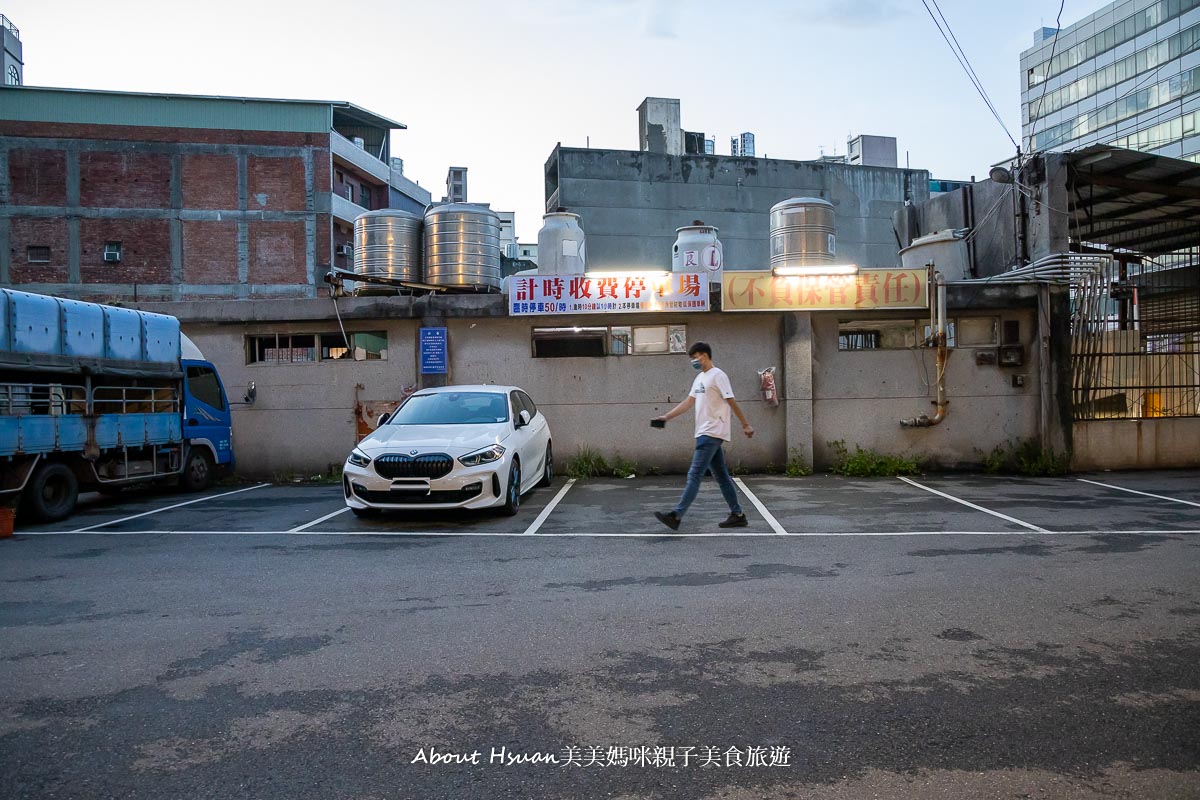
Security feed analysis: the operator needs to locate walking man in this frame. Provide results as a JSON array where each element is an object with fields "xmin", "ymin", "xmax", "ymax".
[{"xmin": 652, "ymin": 342, "xmax": 754, "ymax": 530}]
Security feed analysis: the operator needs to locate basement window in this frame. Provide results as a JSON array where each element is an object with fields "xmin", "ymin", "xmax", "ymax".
[
  {"xmin": 320, "ymin": 331, "xmax": 388, "ymax": 361},
  {"xmin": 26, "ymin": 246, "xmax": 51, "ymax": 264},
  {"xmin": 534, "ymin": 324, "xmax": 688, "ymax": 358},
  {"xmin": 532, "ymin": 327, "xmax": 608, "ymax": 358},
  {"xmin": 838, "ymin": 319, "xmax": 919, "ymax": 350}
]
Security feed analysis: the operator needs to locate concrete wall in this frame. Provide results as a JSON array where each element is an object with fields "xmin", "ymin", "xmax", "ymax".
[
  {"xmin": 164, "ymin": 290, "xmax": 1050, "ymax": 477},
  {"xmin": 1072, "ymin": 418, "xmax": 1200, "ymax": 470},
  {"xmin": 546, "ymin": 146, "xmax": 929, "ymax": 273},
  {"xmin": 809, "ymin": 309, "xmax": 1042, "ymax": 468},
  {"xmin": 185, "ymin": 310, "xmax": 788, "ymax": 477}
]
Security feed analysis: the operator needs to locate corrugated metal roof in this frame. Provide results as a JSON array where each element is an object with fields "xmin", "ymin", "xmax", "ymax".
[
  {"xmin": 0, "ymin": 86, "xmax": 405, "ymax": 133},
  {"xmin": 1068, "ymin": 145, "xmax": 1200, "ymax": 255}
]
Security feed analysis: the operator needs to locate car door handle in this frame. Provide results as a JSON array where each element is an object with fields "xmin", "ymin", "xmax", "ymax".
[{"xmin": 188, "ymin": 419, "xmax": 199, "ymax": 426}]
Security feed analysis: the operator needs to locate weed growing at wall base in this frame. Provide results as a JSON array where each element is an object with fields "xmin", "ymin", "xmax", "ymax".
[
  {"xmin": 827, "ymin": 440, "xmax": 920, "ymax": 477},
  {"xmin": 565, "ymin": 448, "xmax": 639, "ymax": 480},
  {"xmin": 976, "ymin": 439, "xmax": 1070, "ymax": 477}
]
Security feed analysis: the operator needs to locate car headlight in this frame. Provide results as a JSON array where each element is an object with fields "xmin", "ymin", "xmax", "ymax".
[
  {"xmin": 347, "ymin": 449, "xmax": 372, "ymax": 468},
  {"xmin": 458, "ymin": 444, "xmax": 506, "ymax": 467}
]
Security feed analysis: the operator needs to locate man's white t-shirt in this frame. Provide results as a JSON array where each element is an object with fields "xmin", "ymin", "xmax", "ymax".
[{"xmin": 690, "ymin": 366, "xmax": 736, "ymax": 441}]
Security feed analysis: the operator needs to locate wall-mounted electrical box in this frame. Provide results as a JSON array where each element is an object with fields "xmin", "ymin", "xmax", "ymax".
[{"xmin": 999, "ymin": 344, "xmax": 1024, "ymax": 367}]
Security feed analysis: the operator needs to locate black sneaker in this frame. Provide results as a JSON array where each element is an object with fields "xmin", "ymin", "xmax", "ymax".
[
  {"xmin": 718, "ymin": 513, "xmax": 748, "ymax": 529},
  {"xmin": 654, "ymin": 510, "xmax": 681, "ymax": 531}
]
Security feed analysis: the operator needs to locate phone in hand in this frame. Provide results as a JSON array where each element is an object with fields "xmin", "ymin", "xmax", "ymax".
[{"xmin": 650, "ymin": 419, "xmax": 666, "ymax": 429}]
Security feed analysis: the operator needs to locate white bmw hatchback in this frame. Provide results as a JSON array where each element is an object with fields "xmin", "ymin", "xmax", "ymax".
[{"xmin": 342, "ymin": 385, "xmax": 552, "ymax": 517}]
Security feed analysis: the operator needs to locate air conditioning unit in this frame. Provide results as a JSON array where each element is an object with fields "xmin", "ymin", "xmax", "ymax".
[
  {"xmin": 103, "ymin": 251, "xmax": 121, "ymax": 263},
  {"xmin": 336, "ymin": 244, "xmax": 353, "ymax": 258}
]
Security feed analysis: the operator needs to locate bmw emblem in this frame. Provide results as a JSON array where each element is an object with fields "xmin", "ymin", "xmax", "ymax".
[{"xmin": 410, "ymin": 449, "xmax": 419, "ymax": 455}]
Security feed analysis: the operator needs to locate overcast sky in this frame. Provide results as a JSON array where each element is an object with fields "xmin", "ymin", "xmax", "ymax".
[{"xmin": 5, "ymin": 0, "xmax": 1101, "ymax": 241}]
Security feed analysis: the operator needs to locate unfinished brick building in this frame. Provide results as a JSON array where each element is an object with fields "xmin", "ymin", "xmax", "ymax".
[{"xmin": 0, "ymin": 86, "xmax": 429, "ymax": 301}]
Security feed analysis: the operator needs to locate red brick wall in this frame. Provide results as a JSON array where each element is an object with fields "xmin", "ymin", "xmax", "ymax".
[
  {"xmin": 0, "ymin": 121, "xmax": 327, "ymax": 149},
  {"xmin": 181, "ymin": 153, "xmax": 238, "ymax": 209},
  {"xmin": 248, "ymin": 155, "xmax": 306, "ymax": 212},
  {"xmin": 9, "ymin": 218, "xmax": 70, "ymax": 283},
  {"xmin": 248, "ymin": 221, "xmax": 307, "ymax": 284},
  {"xmin": 79, "ymin": 151, "xmax": 171, "ymax": 208},
  {"xmin": 79, "ymin": 218, "xmax": 171, "ymax": 284},
  {"xmin": 8, "ymin": 148, "xmax": 67, "ymax": 206},
  {"xmin": 182, "ymin": 221, "xmax": 239, "ymax": 284}
]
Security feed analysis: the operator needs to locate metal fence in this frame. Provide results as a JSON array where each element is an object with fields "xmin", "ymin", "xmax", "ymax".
[{"xmin": 1071, "ymin": 257, "xmax": 1200, "ymax": 419}]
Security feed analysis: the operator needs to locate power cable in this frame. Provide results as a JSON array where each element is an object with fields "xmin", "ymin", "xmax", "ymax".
[{"xmin": 920, "ymin": 0, "xmax": 1018, "ymax": 149}]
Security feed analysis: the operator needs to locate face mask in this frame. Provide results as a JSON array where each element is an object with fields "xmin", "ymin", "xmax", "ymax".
[{"xmin": 690, "ymin": 359, "xmax": 702, "ymax": 371}]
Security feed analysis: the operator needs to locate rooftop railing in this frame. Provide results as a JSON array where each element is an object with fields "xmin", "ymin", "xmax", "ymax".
[{"xmin": 1, "ymin": 15, "xmax": 18, "ymax": 38}]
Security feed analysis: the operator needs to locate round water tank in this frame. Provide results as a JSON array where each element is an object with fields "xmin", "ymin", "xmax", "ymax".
[
  {"xmin": 672, "ymin": 222, "xmax": 723, "ymax": 273},
  {"xmin": 353, "ymin": 210, "xmax": 423, "ymax": 287},
  {"xmin": 900, "ymin": 229, "xmax": 968, "ymax": 281},
  {"xmin": 769, "ymin": 197, "xmax": 836, "ymax": 267},
  {"xmin": 423, "ymin": 203, "xmax": 502, "ymax": 290},
  {"xmin": 536, "ymin": 212, "xmax": 586, "ymax": 275}
]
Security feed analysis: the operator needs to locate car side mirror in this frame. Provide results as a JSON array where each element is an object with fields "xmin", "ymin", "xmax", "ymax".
[
  {"xmin": 377, "ymin": 412, "xmax": 391, "ymax": 427},
  {"xmin": 517, "ymin": 410, "xmax": 531, "ymax": 428},
  {"xmin": 243, "ymin": 382, "xmax": 256, "ymax": 405}
]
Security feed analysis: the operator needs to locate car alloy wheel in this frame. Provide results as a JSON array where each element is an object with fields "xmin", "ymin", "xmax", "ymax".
[{"xmin": 502, "ymin": 461, "xmax": 521, "ymax": 516}]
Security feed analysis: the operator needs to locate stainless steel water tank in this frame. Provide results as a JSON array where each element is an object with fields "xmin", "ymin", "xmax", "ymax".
[
  {"xmin": 423, "ymin": 203, "xmax": 502, "ymax": 290},
  {"xmin": 354, "ymin": 209, "xmax": 423, "ymax": 284},
  {"xmin": 769, "ymin": 197, "xmax": 836, "ymax": 267},
  {"xmin": 536, "ymin": 212, "xmax": 586, "ymax": 275}
]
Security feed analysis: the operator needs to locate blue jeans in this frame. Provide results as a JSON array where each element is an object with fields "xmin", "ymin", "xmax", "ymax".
[{"xmin": 673, "ymin": 436, "xmax": 743, "ymax": 518}]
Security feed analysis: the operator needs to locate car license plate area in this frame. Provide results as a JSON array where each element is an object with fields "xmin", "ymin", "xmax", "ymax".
[{"xmin": 390, "ymin": 478, "xmax": 431, "ymax": 495}]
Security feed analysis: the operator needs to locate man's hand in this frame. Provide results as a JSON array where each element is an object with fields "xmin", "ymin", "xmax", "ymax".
[{"xmin": 741, "ymin": 422, "xmax": 755, "ymax": 438}]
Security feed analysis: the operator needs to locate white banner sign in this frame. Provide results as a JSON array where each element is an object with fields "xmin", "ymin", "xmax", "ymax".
[{"xmin": 508, "ymin": 273, "xmax": 710, "ymax": 315}]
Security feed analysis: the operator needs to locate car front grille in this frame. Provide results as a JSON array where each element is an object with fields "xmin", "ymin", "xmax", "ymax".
[
  {"xmin": 351, "ymin": 482, "xmax": 483, "ymax": 505},
  {"xmin": 373, "ymin": 453, "xmax": 454, "ymax": 479}
]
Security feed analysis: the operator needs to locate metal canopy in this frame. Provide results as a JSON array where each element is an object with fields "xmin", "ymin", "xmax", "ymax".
[{"xmin": 1067, "ymin": 145, "xmax": 1200, "ymax": 256}]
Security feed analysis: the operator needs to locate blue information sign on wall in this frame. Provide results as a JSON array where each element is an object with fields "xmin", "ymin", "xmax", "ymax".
[{"xmin": 419, "ymin": 327, "xmax": 448, "ymax": 374}]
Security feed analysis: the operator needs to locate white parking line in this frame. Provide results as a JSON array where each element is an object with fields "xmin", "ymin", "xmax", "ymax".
[
  {"xmin": 69, "ymin": 483, "xmax": 271, "ymax": 532},
  {"xmin": 522, "ymin": 479, "xmax": 576, "ymax": 535},
  {"xmin": 289, "ymin": 506, "xmax": 352, "ymax": 532},
  {"xmin": 897, "ymin": 477, "xmax": 1048, "ymax": 533},
  {"xmin": 733, "ymin": 478, "xmax": 787, "ymax": 535},
  {"xmin": 1077, "ymin": 478, "xmax": 1200, "ymax": 508},
  {"xmin": 15, "ymin": 528, "xmax": 1199, "ymax": 537}
]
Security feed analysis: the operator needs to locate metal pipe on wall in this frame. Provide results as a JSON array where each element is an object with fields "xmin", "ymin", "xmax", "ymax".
[{"xmin": 901, "ymin": 272, "xmax": 949, "ymax": 428}]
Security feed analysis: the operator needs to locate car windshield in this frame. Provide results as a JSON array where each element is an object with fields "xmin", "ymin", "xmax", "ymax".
[{"xmin": 388, "ymin": 392, "xmax": 509, "ymax": 425}]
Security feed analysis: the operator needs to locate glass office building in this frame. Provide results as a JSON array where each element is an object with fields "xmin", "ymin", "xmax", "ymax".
[{"xmin": 1021, "ymin": 0, "xmax": 1200, "ymax": 162}]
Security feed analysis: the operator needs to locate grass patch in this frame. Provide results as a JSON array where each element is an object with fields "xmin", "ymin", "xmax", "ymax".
[
  {"xmin": 828, "ymin": 440, "xmax": 920, "ymax": 477},
  {"xmin": 565, "ymin": 448, "xmax": 639, "ymax": 480},
  {"xmin": 784, "ymin": 449, "xmax": 812, "ymax": 477},
  {"xmin": 976, "ymin": 439, "xmax": 1070, "ymax": 477}
]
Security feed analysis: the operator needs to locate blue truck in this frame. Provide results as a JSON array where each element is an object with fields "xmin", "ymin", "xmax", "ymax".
[{"xmin": 0, "ymin": 289, "xmax": 235, "ymax": 522}]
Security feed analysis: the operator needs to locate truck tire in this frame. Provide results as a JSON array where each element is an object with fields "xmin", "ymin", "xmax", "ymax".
[
  {"xmin": 24, "ymin": 463, "xmax": 79, "ymax": 523},
  {"xmin": 181, "ymin": 448, "xmax": 214, "ymax": 492}
]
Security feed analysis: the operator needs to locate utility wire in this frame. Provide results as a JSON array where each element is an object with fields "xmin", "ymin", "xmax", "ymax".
[{"xmin": 920, "ymin": 0, "xmax": 1018, "ymax": 149}]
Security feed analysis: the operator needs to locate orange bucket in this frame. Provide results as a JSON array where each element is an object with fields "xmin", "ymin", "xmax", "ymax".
[{"xmin": 0, "ymin": 507, "xmax": 14, "ymax": 538}]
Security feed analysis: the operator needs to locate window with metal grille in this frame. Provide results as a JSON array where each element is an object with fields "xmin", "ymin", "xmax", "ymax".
[{"xmin": 26, "ymin": 246, "xmax": 51, "ymax": 264}]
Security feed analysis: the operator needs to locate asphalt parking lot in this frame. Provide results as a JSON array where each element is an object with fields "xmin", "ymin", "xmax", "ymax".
[
  {"xmin": 2, "ymin": 470, "xmax": 1198, "ymax": 799},
  {"xmin": 10, "ymin": 468, "xmax": 1200, "ymax": 536}
]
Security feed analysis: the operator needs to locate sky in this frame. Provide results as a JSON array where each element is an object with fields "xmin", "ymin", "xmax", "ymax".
[{"xmin": 4, "ymin": 0, "xmax": 1104, "ymax": 241}]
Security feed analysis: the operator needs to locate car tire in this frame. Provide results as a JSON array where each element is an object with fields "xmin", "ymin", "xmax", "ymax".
[
  {"xmin": 537, "ymin": 442, "xmax": 553, "ymax": 488},
  {"xmin": 181, "ymin": 448, "xmax": 214, "ymax": 492},
  {"xmin": 351, "ymin": 507, "xmax": 380, "ymax": 518},
  {"xmin": 501, "ymin": 460, "xmax": 521, "ymax": 516},
  {"xmin": 23, "ymin": 462, "xmax": 79, "ymax": 523}
]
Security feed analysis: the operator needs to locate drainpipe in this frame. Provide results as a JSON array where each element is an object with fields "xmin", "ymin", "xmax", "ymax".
[{"xmin": 901, "ymin": 272, "xmax": 949, "ymax": 428}]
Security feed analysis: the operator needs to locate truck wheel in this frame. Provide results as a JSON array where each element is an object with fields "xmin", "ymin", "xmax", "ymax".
[
  {"xmin": 24, "ymin": 463, "xmax": 79, "ymax": 523},
  {"xmin": 181, "ymin": 448, "xmax": 214, "ymax": 492}
]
